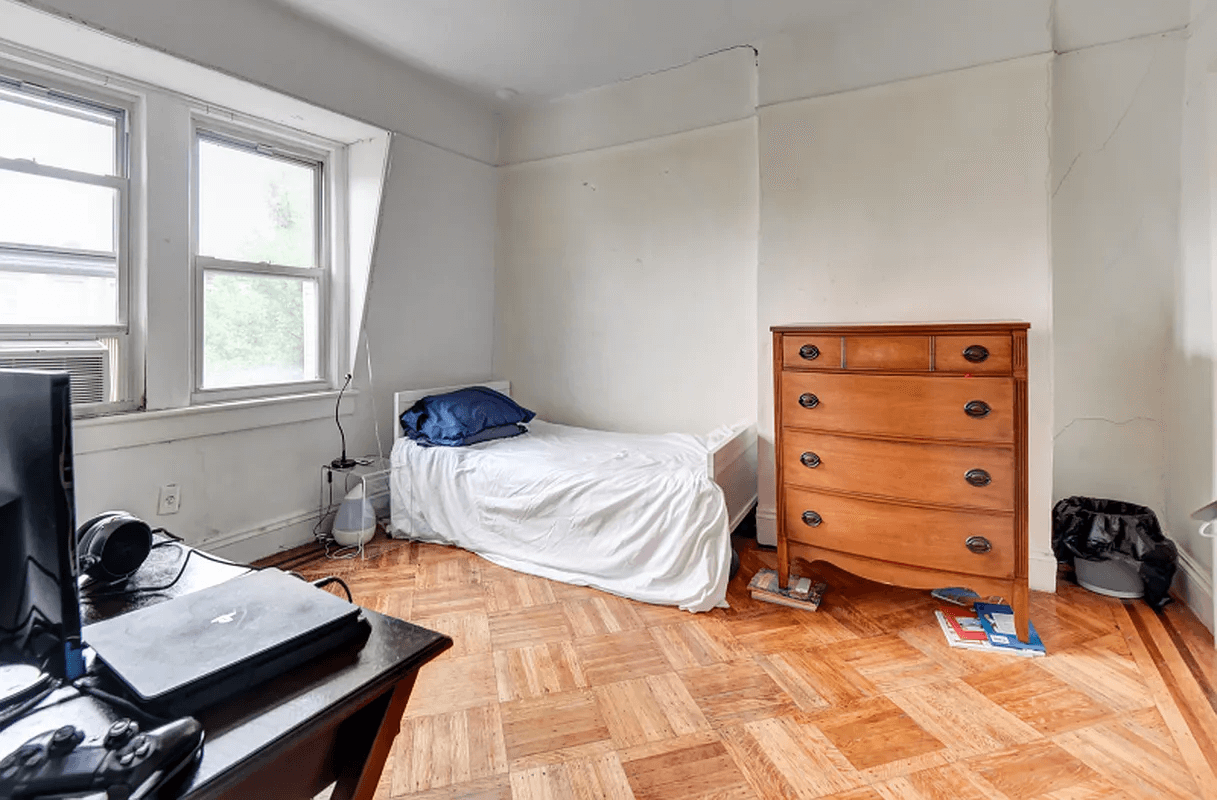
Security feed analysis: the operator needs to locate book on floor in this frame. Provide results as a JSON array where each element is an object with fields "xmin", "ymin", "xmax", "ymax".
[
  {"xmin": 939, "ymin": 605, "xmax": 990, "ymax": 643},
  {"xmin": 934, "ymin": 609, "xmax": 1045, "ymax": 658},
  {"xmin": 930, "ymin": 587, "xmax": 1004, "ymax": 607},
  {"xmin": 747, "ymin": 568, "xmax": 826, "ymax": 611},
  {"xmin": 972, "ymin": 602, "xmax": 1047, "ymax": 655}
]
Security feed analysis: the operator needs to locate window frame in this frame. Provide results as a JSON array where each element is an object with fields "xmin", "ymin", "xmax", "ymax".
[
  {"xmin": 0, "ymin": 64, "xmax": 139, "ymax": 412},
  {"xmin": 189, "ymin": 117, "xmax": 338, "ymax": 404}
]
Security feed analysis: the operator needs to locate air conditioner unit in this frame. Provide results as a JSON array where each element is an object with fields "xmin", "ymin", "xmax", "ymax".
[{"xmin": 0, "ymin": 342, "xmax": 111, "ymax": 404}]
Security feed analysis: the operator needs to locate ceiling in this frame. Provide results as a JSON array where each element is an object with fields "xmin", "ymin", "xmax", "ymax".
[{"xmin": 270, "ymin": 0, "xmax": 880, "ymax": 103}]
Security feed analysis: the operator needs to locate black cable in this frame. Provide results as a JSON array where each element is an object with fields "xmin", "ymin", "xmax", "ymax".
[
  {"xmin": 183, "ymin": 547, "xmax": 248, "ymax": 570},
  {"xmin": 0, "ymin": 669, "xmax": 54, "ymax": 709},
  {"xmin": 151, "ymin": 526, "xmax": 183, "ymax": 542},
  {"xmin": 0, "ymin": 676, "xmax": 171, "ymax": 736},
  {"xmin": 81, "ymin": 544, "xmax": 255, "ymax": 600},
  {"xmin": 0, "ymin": 667, "xmax": 60, "ymax": 734},
  {"xmin": 311, "ymin": 576, "xmax": 352, "ymax": 602},
  {"xmin": 71, "ymin": 680, "xmax": 171, "ymax": 727},
  {"xmin": 0, "ymin": 682, "xmax": 58, "ymax": 732}
]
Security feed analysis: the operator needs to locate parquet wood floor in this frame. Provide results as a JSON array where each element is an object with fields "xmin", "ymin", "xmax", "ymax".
[{"xmin": 264, "ymin": 535, "xmax": 1217, "ymax": 799}]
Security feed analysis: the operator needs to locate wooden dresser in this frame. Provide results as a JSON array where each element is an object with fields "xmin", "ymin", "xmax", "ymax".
[{"xmin": 772, "ymin": 322, "xmax": 1030, "ymax": 642}]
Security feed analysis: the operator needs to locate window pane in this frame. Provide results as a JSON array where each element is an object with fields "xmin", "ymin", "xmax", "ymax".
[
  {"xmin": 198, "ymin": 139, "xmax": 317, "ymax": 268},
  {"xmin": 0, "ymin": 170, "xmax": 116, "ymax": 252},
  {"xmin": 0, "ymin": 92, "xmax": 118, "ymax": 175},
  {"xmin": 0, "ymin": 269, "xmax": 117, "ymax": 326},
  {"xmin": 203, "ymin": 271, "xmax": 319, "ymax": 389}
]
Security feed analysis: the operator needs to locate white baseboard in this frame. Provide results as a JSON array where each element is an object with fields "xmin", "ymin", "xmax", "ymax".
[
  {"xmin": 756, "ymin": 507, "xmax": 777, "ymax": 547},
  {"xmin": 1174, "ymin": 547, "xmax": 1214, "ymax": 633},
  {"xmin": 1029, "ymin": 552, "xmax": 1058, "ymax": 593},
  {"xmin": 196, "ymin": 509, "xmax": 321, "ymax": 563}
]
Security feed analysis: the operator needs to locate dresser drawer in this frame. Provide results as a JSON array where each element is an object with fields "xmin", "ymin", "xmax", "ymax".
[
  {"xmin": 780, "ymin": 431, "xmax": 1015, "ymax": 511},
  {"xmin": 935, "ymin": 335, "xmax": 1012, "ymax": 375},
  {"xmin": 843, "ymin": 336, "xmax": 930, "ymax": 371},
  {"xmin": 782, "ymin": 335, "xmax": 841, "ymax": 370},
  {"xmin": 782, "ymin": 488, "xmax": 1015, "ymax": 579},
  {"xmin": 779, "ymin": 372, "xmax": 1015, "ymax": 443}
]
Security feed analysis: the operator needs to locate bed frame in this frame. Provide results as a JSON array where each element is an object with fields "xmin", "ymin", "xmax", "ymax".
[{"xmin": 392, "ymin": 381, "xmax": 758, "ymax": 532}]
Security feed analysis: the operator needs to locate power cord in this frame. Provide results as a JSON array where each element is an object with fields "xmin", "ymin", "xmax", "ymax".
[
  {"xmin": 71, "ymin": 678, "xmax": 172, "ymax": 727},
  {"xmin": 0, "ymin": 672, "xmax": 177, "ymax": 737},
  {"xmin": 311, "ymin": 576, "xmax": 353, "ymax": 602}
]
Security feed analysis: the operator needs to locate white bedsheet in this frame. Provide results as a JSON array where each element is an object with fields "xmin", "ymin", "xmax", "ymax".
[{"xmin": 389, "ymin": 420, "xmax": 731, "ymax": 612}]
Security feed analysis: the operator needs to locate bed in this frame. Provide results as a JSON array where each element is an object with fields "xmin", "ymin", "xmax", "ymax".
[{"xmin": 388, "ymin": 381, "xmax": 757, "ymax": 612}]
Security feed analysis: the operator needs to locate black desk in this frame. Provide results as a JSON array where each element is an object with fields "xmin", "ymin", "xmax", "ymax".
[{"xmin": 0, "ymin": 541, "xmax": 451, "ymax": 799}]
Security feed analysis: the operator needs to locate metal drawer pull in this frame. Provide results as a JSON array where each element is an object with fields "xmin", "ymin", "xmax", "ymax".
[
  {"xmin": 799, "ymin": 344, "xmax": 821, "ymax": 360},
  {"xmin": 964, "ymin": 469, "xmax": 991, "ymax": 487},
  {"xmin": 963, "ymin": 344, "xmax": 990, "ymax": 363},
  {"xmin": 799, "ymin": 393, "xmax": 820, "ymax": 409},
  {"xmin": 802, "ymin": 510, "xmax": 822, "ymax": 527},
  {"xmin": 965, "ymin": 536, "xmax": 992, "ymax": 554},
  {"xmin": 964, "ymin": 400, "xmax": 991, "ymax": 418},
  {"xmin": 800, "ymin": 451, "xmax": 821, "ymax": 469}
]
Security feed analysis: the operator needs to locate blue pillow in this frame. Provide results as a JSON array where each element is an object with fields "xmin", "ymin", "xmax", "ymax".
[
  {"xmin": 401, "ymin": 386, "xmax": 535, "ymax": 447},
  {"xmin": 407, "ymin": 423, "xmax": 526, "ymax": 448}
]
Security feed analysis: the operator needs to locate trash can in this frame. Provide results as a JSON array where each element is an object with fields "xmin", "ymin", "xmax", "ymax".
[
  {"xmin": 1052, "ymin": 496, "xmax": 1178, "ymax": 610},
  {"xmin": 1073, "ymin": 551, "xmax": 1143, "ymax": 599}
]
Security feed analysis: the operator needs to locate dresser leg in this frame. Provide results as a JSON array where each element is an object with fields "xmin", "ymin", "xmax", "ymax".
[
  {"xmin": 777, "ymin": 538, "xmax": 790, "ymax": 589},
  {"xmin": 1012, "ymin": 581, "xmax": 1030, "ymax": 643}
]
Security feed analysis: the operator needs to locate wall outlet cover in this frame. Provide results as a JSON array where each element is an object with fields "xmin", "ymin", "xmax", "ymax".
[{"xmin": 158, "ymin": 484, "xmax": 181, "ymax": 515}]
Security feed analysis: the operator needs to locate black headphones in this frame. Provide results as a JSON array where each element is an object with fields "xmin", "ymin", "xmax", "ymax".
[{"xmin": 76, "ymin": 511, "xmax": 153, "ymax": 583}]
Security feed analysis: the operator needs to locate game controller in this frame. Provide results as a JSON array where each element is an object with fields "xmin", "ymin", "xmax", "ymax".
[{"xmin": 0, "ymin": 715, "xmax": 203, "ymax": 799}]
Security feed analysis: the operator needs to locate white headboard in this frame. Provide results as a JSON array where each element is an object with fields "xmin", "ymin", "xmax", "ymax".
[{"xmin": 393, "ymin": 380, "xmax": 512, "ymax": 440}]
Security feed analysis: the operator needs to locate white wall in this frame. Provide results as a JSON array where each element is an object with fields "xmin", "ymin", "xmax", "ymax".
[
  {"xmin": 1174, "ymin": 0, "xmax": 1217, "ymax": 628},
  {"xmin": 1049, "ymin": 0, "xmax": 1214, "ymax": 626},
  {"xmin": 499, "ymin": 47, "xmax": 757, "ymax": 165},
  {"xmin": 758, "ymin": 0, "xmax": 1051, "ymax": 106},
  {"xmin": 351, "ymin": 135, "xmax": 498, "ymax": 460},
  {"xmin": 495, "ymin": 51, "xmax": 759, "ymax": 436},
  {"xmin": 1052, "ymin": 33, "xmax": 1188, "ymax": 574},
  {"xmin": 756, "ymin": 55, "xmax": 1056, "ymax": 591},
  {"xmin": 16, "ymin": 1, "xmax": 499, "ymax": 560},
  {"xmin": 1055, "ymin": 0, "xmax": 1190, "ymax": 51}
]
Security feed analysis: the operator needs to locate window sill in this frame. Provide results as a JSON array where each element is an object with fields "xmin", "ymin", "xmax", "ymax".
[{"xmin": 74, "ymin": 388, "xmax": 357, "ymax": 455}]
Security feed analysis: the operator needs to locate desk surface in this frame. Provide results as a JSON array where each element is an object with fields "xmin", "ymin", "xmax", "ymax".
[{"xmin": 1, "ymin": 539, "xmax": 451, "ymax": 799}]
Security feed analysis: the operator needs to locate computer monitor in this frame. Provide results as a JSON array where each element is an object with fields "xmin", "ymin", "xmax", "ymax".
[{"xmin": 0, "ymin": 369, "xmax": 84, "ymax": 680}]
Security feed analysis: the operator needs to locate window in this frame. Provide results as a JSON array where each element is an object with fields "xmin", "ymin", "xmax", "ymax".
[
  {"xmin": 0, "ymin": 72, "xmax": 129, "ymax": 406},
  {"xmin": 192, "ymin": 127, "xmax": 329, "ymax": 399},
  {"xmin": 0, "ymin": 21, "xmax": 386, "ymax": 425}
]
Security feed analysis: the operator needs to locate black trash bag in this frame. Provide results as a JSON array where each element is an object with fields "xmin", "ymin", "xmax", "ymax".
[{"xmin": 1052, "ymin": 496, "xmax": 1178, "ymax": 611}]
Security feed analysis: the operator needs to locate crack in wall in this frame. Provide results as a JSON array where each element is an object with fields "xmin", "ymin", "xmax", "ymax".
[
  {"xmin": 1098, "ymin": 49, "xmax": 1158, "ymax": 153},
  {"xmin": 1054, "ymin": 415, "xmax": 1162, "ymax": 440},
  {"xmin": 1053, "ymin": 151, "xmax": 1082, "ymax": 197},
  {"xmin": 605, "ymin": 43, "xmax": 759, "ymax": 90}
]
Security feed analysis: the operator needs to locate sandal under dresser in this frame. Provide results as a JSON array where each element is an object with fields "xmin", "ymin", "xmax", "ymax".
[{"xmin": 771, "ymin": 322, "xmax": 1030, "ymax": 642}]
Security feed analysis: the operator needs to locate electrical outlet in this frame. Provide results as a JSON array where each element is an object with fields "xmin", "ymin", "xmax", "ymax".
[{"xmin": 157, "ymin": 483, "xmax": 181, "ymax": 515}]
